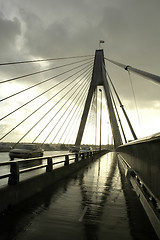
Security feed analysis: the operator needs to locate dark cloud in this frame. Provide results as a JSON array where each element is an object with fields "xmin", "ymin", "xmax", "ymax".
[
  {"xmin": 19, "ymin": 9, "xmax": 98, "ymax": 58},
  {"xmin": 100, "ymin": 0, "xmax": 160, "ymax": 65},
  {"xmin": 0, "ymin": 12, "xmax": 20, "ymax": 46},
  {"xmin": 0, "ymin": 11, "xmax": 21, "ymax": 60}
]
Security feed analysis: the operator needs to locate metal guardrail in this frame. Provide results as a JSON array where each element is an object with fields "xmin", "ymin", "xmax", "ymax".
[{"xmin": 0, "ymin": 151, "xmax": 99, "ymax": 185}]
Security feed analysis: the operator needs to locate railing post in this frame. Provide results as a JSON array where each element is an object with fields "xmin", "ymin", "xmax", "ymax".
[
  {"xmin": 75, "ymin": 153, "xmax": 78, "ymax": 162},
  {"xmin": 91, "ymin": 151, "xmax": 94, "ymax": 161},
  {"xmin": 46, "ymin": 157, "xmax": 53, "ymax": 172},
  {"xmin": 64, "ymin": 155, "xmax": 69, "ymax": 166},
  {"xmin": 81, "ymin": 153, "xmax": 85, "ymax": 160},
  {"xmin": 8, "ymin": 162, "xmax": 19, "ymax": 185}
]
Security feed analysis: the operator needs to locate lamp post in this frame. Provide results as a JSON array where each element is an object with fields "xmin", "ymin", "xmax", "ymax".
[{"xmin": 99, "ymin": 89, "xmax": 102, "ymax": 151}]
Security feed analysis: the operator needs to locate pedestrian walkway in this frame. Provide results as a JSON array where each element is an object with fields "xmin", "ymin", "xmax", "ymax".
[{"xmin": 0, "ymin": 152, "xmax": 157, "ymax": 240}]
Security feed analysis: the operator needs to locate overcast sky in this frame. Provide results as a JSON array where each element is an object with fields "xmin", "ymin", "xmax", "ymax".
[{"xmin": 0, "ymin": 0, "xmax": 160, "ymax": 143}]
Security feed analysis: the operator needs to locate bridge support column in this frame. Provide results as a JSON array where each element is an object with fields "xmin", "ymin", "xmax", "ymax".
[{"xmin": 75, "ymin": 49, "xmax": 122, "ymax": 148}]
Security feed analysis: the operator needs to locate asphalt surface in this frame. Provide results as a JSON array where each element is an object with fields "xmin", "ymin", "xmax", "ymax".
[{"xmin": 0, "ymin": 152, "xmax": 158, "ymax": 240}]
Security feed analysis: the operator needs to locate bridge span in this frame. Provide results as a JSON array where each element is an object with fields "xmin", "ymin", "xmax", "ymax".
[{"xmin": 0, "ymin": 151, "xmax": 158, "ymax": 240}]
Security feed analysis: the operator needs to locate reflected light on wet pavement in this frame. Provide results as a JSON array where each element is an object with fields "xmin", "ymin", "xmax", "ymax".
[{"xmin": 5, "ymin": 152, "xmax": 132, "ymax": 240}]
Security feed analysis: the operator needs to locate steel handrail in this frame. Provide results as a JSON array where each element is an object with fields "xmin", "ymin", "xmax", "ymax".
[{"xmin": 0, "ymin": 151, "xmax": 99, "ymax": 185}]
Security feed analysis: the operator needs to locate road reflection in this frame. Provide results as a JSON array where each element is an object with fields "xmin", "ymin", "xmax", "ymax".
[
  {"xmin": 78, "ymin": 152, "xmax": 118, "ymax": 239},
  {"xmin": 0, "ymin": 152, "xmax": 157, "ymax": 240},
  {"xmin": 0, "ymin": 152, "xmax": 132, "ymax": 240}
]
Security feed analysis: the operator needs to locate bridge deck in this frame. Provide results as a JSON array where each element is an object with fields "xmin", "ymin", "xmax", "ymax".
[{"xmin": 0, "ymin": 152, "xmax": 158, "ymax": 240}]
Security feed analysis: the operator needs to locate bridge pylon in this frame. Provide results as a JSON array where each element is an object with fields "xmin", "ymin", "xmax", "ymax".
[{"xmin": 75, "ymin": 49, "xmax": 122, "ymax": 148}]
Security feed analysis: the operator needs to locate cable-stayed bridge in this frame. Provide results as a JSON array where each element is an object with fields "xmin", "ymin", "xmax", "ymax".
[{"xmin": 0, "ymin": 49, "xmax": 159, "ymax": 240}]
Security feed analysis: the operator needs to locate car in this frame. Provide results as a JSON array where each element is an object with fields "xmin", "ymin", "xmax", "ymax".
[
  {"xmin": 79, "ymin": 146, "xmax": 92, "ymax": 153},
  {"xmin": 9, "ymin": 144, "xmax": 44, "ymax": 160},
  {"xmin": 69, "ymin": 146, "xmax": 81, "ymax": 153}
]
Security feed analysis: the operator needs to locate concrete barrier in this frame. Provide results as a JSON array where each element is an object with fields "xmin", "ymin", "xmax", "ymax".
[{"xmin": 117, "ymin": 134, "xmax": 160, "ymax": 203}]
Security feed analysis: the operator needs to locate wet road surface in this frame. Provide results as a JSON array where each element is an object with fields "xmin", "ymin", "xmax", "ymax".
[{"xmin": 0, "ymin": 152, "xmax": 158, "ymax": 240}]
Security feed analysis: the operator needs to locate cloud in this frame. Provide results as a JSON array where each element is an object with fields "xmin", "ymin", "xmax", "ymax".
[
  {"xmin": 0, "ymin": 11, "xmax": 21, "ymax": 57},
  {"xmin": 19, "ymin": 9, "xmax": 98, "ymax": 58}
]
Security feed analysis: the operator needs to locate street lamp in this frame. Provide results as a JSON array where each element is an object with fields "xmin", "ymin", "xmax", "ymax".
[{"xmin": 99, "ymin": 89, "xmax": 102, "ymax": 151}]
